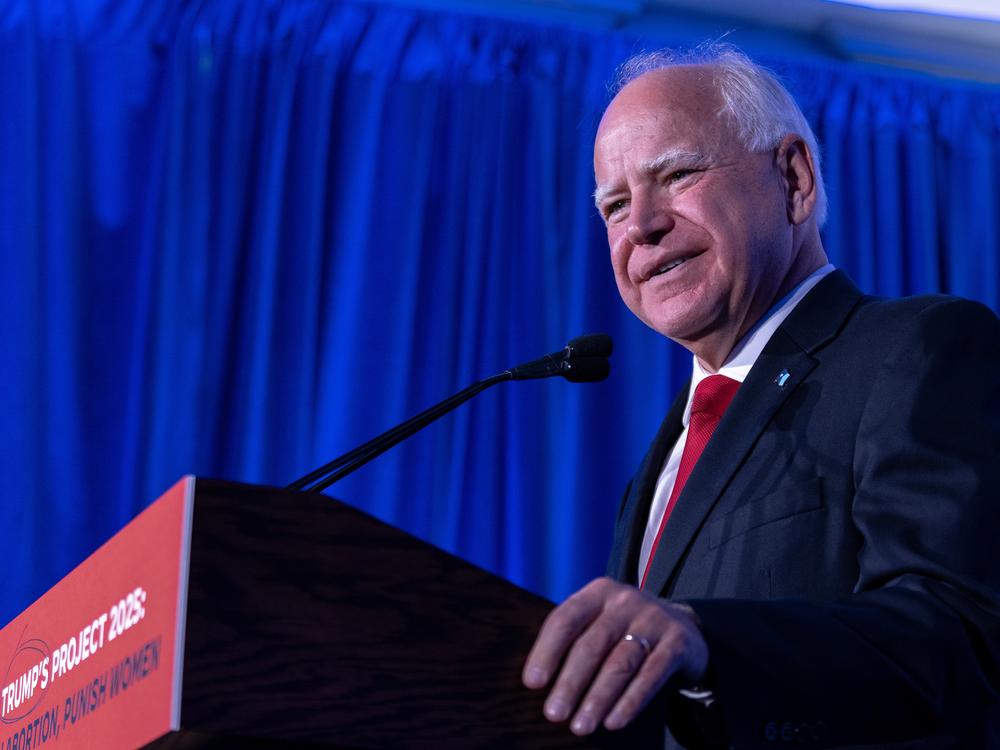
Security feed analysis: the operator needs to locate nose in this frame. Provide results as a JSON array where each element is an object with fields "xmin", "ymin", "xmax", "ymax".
[{"xmin": 625, "ymin": 194, "xmax": 674, "ymax": 246}]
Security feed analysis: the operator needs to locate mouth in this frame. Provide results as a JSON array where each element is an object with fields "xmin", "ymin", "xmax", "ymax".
[{"xmin": 649, "ymin": 255, "xmax": 693, "ymax": 279}]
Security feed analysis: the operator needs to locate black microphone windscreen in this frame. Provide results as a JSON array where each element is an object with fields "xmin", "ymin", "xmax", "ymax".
[
  {"xmin": 560, "ymin": 356, "xmax": 610, "ymax": 383},
  {"xmin": 566, "ymin": 333, "xmax": 613, "ymax": 358}
]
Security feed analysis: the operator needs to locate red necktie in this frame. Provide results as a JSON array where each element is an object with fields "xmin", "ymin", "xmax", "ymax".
[{"xmin": 640, "ymin": 374, "xmax": 741, "ymax": 590}]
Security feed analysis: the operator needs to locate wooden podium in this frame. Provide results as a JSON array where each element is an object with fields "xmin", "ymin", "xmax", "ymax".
[{"xmin": 0, "ymin": 478, "xmax": 659, "ymax": 749}]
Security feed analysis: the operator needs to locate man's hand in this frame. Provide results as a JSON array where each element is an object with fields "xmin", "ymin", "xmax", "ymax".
[{"xmin": 522, "ymin": 577, "xmax": 709, "ymax": 735}]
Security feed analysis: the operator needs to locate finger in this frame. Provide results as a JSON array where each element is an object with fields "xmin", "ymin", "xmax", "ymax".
[
  {"xmin": 542, "ymin": 608, "xmax": 631, "ymax": 723},
  {"xmin": 523, "ymin": 580, "xmax": 611, "ymax": 690},
  {"xmin": 602, "ymin": 606, "xmax": 708, "ymax": 730},
  {"xmin": 603, "ymin": 631, "xmax": 685, "ymax": 731},
  {"xmin": 567, "ymin": 635, "xmax": 650, "ymax": 735}
]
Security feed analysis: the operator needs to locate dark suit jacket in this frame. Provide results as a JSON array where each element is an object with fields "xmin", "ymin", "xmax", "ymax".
[{"xmin": 606, "ymin": 271, "xmax": 1000, "ymax": 749}]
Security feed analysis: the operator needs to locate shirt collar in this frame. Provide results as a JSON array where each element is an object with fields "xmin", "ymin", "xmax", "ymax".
[{"xmin": 683, "ymin": 264, "xmax": 835, "ymax": 426}]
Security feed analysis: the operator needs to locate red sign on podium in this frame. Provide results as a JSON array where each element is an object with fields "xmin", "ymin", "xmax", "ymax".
[{"xmin": 0, "ymin": 478, "xmax": 194, "ymax": 749}]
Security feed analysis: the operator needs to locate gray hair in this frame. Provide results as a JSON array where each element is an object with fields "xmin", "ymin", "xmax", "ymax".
[{"xmin": 613, "ymin": 43, "xmax": 828, "ymax": 226}]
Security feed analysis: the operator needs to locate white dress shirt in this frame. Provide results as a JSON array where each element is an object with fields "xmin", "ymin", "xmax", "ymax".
[{"xmin": 637, "ymin": 265, "xmax": 835, "ymax": 581}]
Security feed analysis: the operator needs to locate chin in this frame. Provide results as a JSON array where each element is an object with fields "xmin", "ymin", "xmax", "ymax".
[
  {"xmin": 643, "ymin": 307, "xmax": 724, "ymax": 348},
  {"xmin": 644, "ymin": 317, "xmax": 694, "ymax": 343},
  {"xmin": 641, "ymin": 303, "xmax": 698, "ymax": 337}
]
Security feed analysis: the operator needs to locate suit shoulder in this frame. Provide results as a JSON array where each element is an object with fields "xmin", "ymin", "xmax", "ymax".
[
  {"xmin": 851, "ymin": 293, "xmax": 1000, "ymax": 336},
  {"xmin": 811, "ymin": 291, "xmax": 999, "ymax": 379}
]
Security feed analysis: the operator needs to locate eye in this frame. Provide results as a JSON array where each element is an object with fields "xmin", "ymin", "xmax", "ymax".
[
  {"xmin": 666, "ymin": 168, "xmax": 698, "ymax": 183},
  {"xmin": 603, "ymin": 198, "xmax": 629, "ymax": 221}
]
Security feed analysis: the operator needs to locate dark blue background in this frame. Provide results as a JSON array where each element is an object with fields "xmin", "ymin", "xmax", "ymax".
[{"xmin": 2, "ymin": 0, "xmax": 998, "ymax": 625}]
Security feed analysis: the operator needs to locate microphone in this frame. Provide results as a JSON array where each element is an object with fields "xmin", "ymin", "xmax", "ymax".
[
  {"xmin": 505, "ymin": 334, "xmax": 612, "ymax": 382},
  {"xmin": 286, "ymin": 334, "xmax": 613, "ymax": 494}
]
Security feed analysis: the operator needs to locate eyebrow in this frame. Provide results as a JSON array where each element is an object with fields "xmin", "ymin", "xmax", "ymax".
[
  {"xmin": 593, "ymin": 147, "xmax": 709, "ymax": 209},
  {"xmin": 640, "ymin": 147, "xmax": 708, "ymax": 175}
]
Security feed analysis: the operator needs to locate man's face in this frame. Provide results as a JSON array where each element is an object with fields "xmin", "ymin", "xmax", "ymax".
[{"xmin": 594, "ymin": 67, "xmax": 795, "ymax": 360}]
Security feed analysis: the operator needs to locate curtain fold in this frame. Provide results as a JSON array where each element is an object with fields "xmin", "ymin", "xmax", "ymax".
[{"xmin": 2, "ymin": 0, "xmax": 999, "ymax": 623}]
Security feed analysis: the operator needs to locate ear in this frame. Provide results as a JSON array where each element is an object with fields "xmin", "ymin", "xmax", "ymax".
[{"xmin": 776, "ymin": 133, "xmax": 818, "ymax": 225}]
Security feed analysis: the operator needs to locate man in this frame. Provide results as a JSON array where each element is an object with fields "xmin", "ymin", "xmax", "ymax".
[{"xmin": 522, "ymin": 44, "xmax": 1000, "ymax": 748}]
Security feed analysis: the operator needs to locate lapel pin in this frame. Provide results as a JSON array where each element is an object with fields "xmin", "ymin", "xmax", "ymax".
[{"xmin": 775, "ymin": 369, "xmax": 790, "ymax": 388}]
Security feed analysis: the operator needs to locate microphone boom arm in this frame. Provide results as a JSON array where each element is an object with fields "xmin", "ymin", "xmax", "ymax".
[
  {"xmin": 286, "ymin": 372, "xmax": 510, "ymax": 494},
  {"xmin": 286, "ymin": 334, "xmax": 612, "ymax": 494}
]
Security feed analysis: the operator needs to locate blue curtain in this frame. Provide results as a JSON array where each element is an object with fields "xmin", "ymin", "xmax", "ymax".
[{"xmin": 2, "ymin": 0, "xmax": 998, "ymax": 625}]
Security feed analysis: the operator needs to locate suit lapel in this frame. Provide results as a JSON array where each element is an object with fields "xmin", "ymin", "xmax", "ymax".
[
  {"xmin": 641, "ymin": 270, "xmax": 864, "ymax": 595},
  {"xmin": 607, "ymin": 382, "xmax": 688, "ymax": 584}
]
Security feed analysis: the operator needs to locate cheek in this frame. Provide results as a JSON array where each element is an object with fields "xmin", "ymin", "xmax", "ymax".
[
  {"xmin": 608, "ymin": 236, "xmax": 641, "ymax": 307},
  {"xmin": 608, "ymin": 231, "xmax": 629, "ymax": 280}
]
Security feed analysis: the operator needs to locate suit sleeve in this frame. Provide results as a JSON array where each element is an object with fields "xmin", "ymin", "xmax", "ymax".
[{"xmin": 684, "ymin": 299, "xmax": 1000, "ymax": 748}]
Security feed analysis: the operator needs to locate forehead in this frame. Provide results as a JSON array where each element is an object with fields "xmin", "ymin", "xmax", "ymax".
[{"xmin": 594, "ymin": 66, "xmax": 735, "ymax": 172}]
